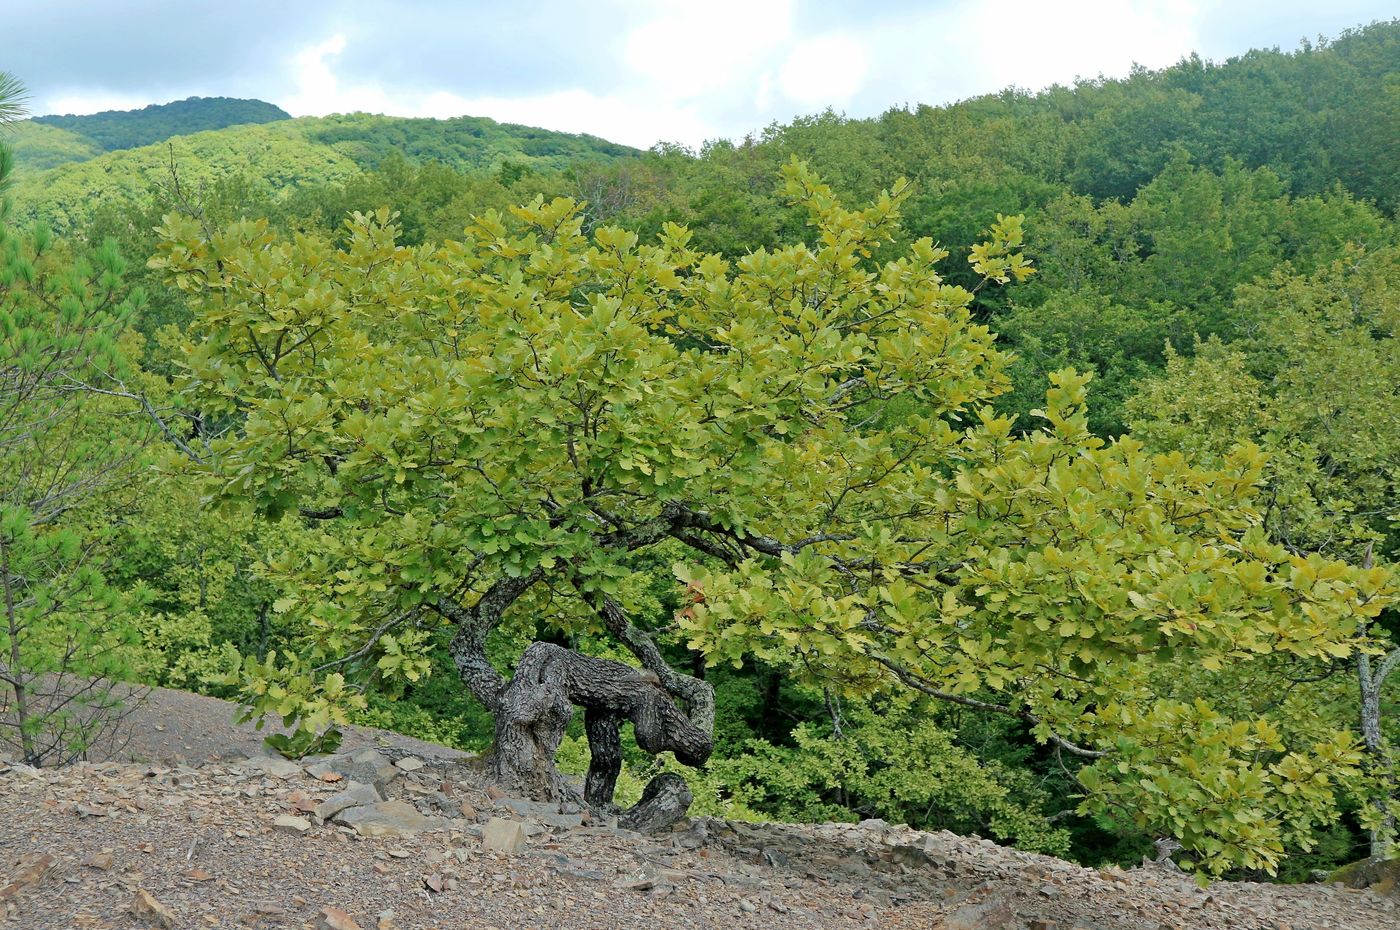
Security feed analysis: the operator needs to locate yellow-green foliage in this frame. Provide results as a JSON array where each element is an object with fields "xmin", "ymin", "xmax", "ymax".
[
  {"xmin": 151, "ymin": 160, "xmax": 1393, "ymax": 875},
  {"xmin": 10, "ymin": 122, "xmax": 361, "ymax": 235},
  {"xmin": 8, "ymin": 112, "xmax": 637, "ymax": 237},
  {"xmin": 6, "ymin": 120, "xmax": 102, "ymax": 171}
]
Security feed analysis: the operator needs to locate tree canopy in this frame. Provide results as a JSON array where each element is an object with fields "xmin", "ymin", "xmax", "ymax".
[
  {"xmin": 152, "ymin": 160, "xmax": 1394, "ymax": 874},
  {"xmin": 4, "ymin": 17, "xmax": 1400, "ymax": 881}
]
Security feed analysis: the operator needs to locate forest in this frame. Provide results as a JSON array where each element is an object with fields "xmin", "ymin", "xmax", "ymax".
[{"xmin": 1, "ymin": 19, "xmax": 1397, "ymax": 884}]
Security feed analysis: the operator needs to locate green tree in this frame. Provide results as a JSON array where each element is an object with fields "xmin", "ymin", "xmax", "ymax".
[
  {"xmin": 0, "ymin": 77, "xmax": 153, "ymax": 763},
  {"xmin": 154, "ymin": 163, "xmax": 1391, "ymax": 873},
  {"xmin": 0, "ymin": 72, "xmax": 26, "ymax": 127},
  {"xmin": 1127, "ymin": 246, "xmax": 1400, "ymax": 857}
]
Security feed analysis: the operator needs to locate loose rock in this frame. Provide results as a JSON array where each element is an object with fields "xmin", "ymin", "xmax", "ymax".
[
  {"xmin": 129, "ymin": 888, "xmax": 177, "ymax": 928},
  {"xmin": 273, "ymin": 813, "xmax": 312, "ymax": 834},
  {"xmin": 248, "ymin": 756, "xmax": 305, "ymax": 780},
  {"xmin": 319, "ymin": 905, "xmax": 363, "ymax": 930},
  {"xmin": 83, "ymin": 851, "xmax": 114, "ymax": 871},
  {"xmin": 334, "ymin": 799, "xmax": 444, "ymax": 838},
  {"xmin": 315, "ymin": 782, "xmax": 384, "ymax": 820},
  {"xmin": 481, "ymin": 816, "xmax": 527, "ymax": 854}
]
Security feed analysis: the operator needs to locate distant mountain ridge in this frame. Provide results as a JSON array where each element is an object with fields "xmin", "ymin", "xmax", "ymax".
[
  {"xmin": 7, "ymin": 107, "xmax": 640, "ymax": 234},
  {"xmin": 33, "ymin": 96, "xmax": 291, "ymax": 153}
]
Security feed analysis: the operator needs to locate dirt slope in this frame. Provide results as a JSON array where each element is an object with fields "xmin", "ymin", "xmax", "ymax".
[{"xmin": 0, "ymin": 689, "xmax": 1395, "ymax": 930}]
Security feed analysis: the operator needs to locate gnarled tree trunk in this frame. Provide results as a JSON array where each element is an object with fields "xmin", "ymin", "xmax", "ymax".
[
  {"xmin": 489, "ymin": 642, "xmax": 713, "ymax": 823},
  {"xmin": 443, "ymin": 572, "xmax": 715, "ymax": 832}
]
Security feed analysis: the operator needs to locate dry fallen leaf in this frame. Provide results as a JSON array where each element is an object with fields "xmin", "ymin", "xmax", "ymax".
[{"xmin": 287, "ymin": 789, "xmax": 320, "ymax": 814}]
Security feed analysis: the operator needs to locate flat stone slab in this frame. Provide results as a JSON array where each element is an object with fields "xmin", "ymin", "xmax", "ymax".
[
  {"xmin": 481, "ymin": 817, "xmax": 527, "ymax": 854},
  {"xmin": 334, "ymin": 800, "xmax": 446, "ymax": 838},
  {"xmin": 536, "ymin": 812, "xmax": 585, "ymax": 830},
  {"xmin": 314, "ymin": 782, "xmax": 384, "ymax": 821},
  {"xmin": 273, "ymin": 814, "xmax": 312, "ymax": 834},
  {"xmin": 306, "ymin": 749, "xmax": 398, "ymax": 790},
  {"xmin": 244, "ymin": 757, "xmax": 305, "ymax": 780}
]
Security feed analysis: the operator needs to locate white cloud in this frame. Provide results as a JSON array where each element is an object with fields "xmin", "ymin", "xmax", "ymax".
[
  {"xmin": 625, "ymin": 0, "xmax": 794, "ymax": 97},
  {"xmin": 39, "ymin": 89, "xmax": 159, "ymax": 116},
  {"xmin": 779, "ymin": 35, "xmax": 869, "ymax": 108},
  {"xmin": 276, "ymin": 2, "xmax": 1210, "ymax": 149},
  {"xmin": 964, "ymin": 0, "xmax": 1202, "ymax": 91},
  {"xmin": 281, "ymin": 33, "xmax": 348, "ymax": 115},
  {"xmin": 278, "ymin": 33, "xmax": 722, "ymax": 148},
  {"xmin": 19, "ymin": 1, "xmax": 1396, "ymax": 150},
  {"xmin": 857, "ymin": 0, "xmax": 1204, "ymax": 108},
  {"xmin": 429, "ymin": 88, "xmax": 720, "ymax": 149}
]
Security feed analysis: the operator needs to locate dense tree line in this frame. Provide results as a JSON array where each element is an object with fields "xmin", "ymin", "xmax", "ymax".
[
  {"xmin": 34, "ymin": 96, "xmax": 291, "ymax": 153},
  {"xmin": 8, "ymin": 112, "xmax": 638, "ymax": 234},
  {"xmin": 1, "ymin": 19, "xmax": 1398, "ymax": 880}
]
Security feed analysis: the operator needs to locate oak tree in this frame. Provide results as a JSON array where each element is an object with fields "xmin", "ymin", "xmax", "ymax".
[{"xmin": 155, "ymin": 162, "xmax": 1391, "ymax": 871}]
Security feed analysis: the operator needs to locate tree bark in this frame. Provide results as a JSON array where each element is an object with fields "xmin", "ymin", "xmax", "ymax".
[
  {"xmin": 619, "ymin": 773, "xmax": 694, "ymax": 833},
  {"xmin": 1359, "ymin": 645, "xmax": 1400, "ymax": 859},
  {"xmin": 491, "ymin": 642, "xmax": 580, "ymax": 801},
  {"xmin": 441, "ymin": 571, "xmax": 544, "ymax": 716},
  {"xmin": 438, "ymin": 542, "xmax": 719, "ymax": 831},
  {"xmin": 487, "ymin": 642, "xmax": 713, "ymax": 824},
  {"xmin": 0, "ymin": 535, "xmax": 36, "ymax": 766},
  {"xmin": 583, "ymin": 708, "xmax": 622, "ymax": 809}
]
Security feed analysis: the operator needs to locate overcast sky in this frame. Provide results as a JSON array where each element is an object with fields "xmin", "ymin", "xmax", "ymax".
[{"xmin": 2, "ymin": 1, "xmax": 1394, "ymax": 149}]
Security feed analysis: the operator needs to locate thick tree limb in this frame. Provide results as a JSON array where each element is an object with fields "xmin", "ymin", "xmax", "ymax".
[
  {"xmin": 583, "ymin": 709, "xmax": 622, "ymax": 808},
  {"xmin": 438, "ymin": 570, "xmax": 543, "ymax": 714},
  {"xmin": 1371, "ymin": 646, "xmax": 1400, "ymax": 692},
  {"xmin": 580, "ymin": 589, "xmax": 715, "ymax": 740},
  {"xmin": 670, "ymin": 504, "xmax": 851, "ymax": 557},
  {"xmin": 618, "ymin": 773, "xmax": 694, "ymax": 833}
]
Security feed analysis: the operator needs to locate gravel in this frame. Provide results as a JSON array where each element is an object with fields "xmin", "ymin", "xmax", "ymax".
[{"xmin": 1, "ymin": 688, "xmax": 1395, "ymax": 930}]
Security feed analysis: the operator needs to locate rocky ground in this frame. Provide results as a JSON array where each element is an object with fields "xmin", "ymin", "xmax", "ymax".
[
  {"xmin": 2, "ymin": 686, "xmax": 470, "ymax": 769},
  {"xmin": 1, "ymin": 690, "xmax": 1397, "ymax": 930}
]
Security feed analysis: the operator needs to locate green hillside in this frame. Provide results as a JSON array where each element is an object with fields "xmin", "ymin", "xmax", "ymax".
[
  {"xmin": 10, "ymin": 121, "xmax": 360, "ymax": 233},
  {"xmin": 5, "ymin": 119, "xmax": 102, "ymax": 170},
  {"xmin": 568, "ymin": 19, "xmax": 1400, "ymax": 434},
  {"xmin": 33, "ymin": 95, "xmax": 290, "ymax": 153},
  {"xmin": 9, "ymin": 111, "xmax": 639, "ymax": 234},
  {"xmin": 5, "ymin": 18, "xmax": 1400, "ymax": 886},
  {"xmin": 302, "ymin": 112, "xmax": 635, "ymax": 168}
]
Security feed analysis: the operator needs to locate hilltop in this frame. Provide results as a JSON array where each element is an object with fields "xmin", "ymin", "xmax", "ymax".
[
  {"xmin": 34, "ymin": 96, "xmax": 291, "ymax": 153},
  {"xmin": 7, "ymin": 96, "xmax": 289, "ymax": 171},
  {"xmin": 6, "ymin": 106, "xmax": 638, "ymax": 234}
]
